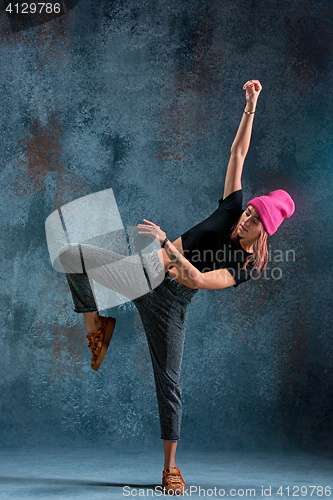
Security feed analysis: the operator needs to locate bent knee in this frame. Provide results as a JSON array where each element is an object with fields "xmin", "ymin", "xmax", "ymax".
[{"xmin": 59, "ymin": 244, "xmax": 83, "ymax": 273}]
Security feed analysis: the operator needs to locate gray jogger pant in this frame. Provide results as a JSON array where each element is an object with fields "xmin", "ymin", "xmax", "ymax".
[{"xmin": 59, "ymin": 243, "xmax": 198, "ymax": 441}]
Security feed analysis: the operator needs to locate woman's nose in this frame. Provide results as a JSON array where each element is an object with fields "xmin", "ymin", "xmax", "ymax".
[{"xmin": 243, "ymin": 217, "xmax": 252, "ymax": 228}]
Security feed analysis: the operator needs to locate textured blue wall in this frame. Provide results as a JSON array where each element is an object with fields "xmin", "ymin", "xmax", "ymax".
[{"xmin": 1, "ymin": 0, "xmax": 332, "ymax": 451}]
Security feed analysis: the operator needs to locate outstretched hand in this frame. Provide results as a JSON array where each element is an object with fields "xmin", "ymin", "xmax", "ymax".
[
  {"xmin": 137, "ymin": 219, "xmax": 167, "ymax": 246},
  {"xmin": 243, "ymin": 80, "xmax": 262, "ymax": 103}
]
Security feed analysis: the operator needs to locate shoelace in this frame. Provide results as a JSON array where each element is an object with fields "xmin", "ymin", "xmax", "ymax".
[
  {"xmin": 164, "ymin": 470, "xmax": 183, "ymax": 484},
  {"xmin": 87, "ymin": 333, "xmax": 102, "ymax": 350},
  {"xmin": 86, "ymin": 319, "xmax": 107, "ymax": 361},
  {"xmin": 168, "ymin": 476, "xmax": 182, "ymax": 484},
  {"xmin": 87, "ymin": 318, "xmax": 108, "ymax": 347}
]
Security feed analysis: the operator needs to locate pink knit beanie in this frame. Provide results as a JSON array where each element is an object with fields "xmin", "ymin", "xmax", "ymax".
[{"xmin": 247, "ymin": 189, "xmax": 295, "ymax": 235}]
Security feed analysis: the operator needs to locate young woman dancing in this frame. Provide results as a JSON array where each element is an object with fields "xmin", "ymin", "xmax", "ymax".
[{"xmin": 58, "ymin": 80, "xmax": 295, "ymax": 495}]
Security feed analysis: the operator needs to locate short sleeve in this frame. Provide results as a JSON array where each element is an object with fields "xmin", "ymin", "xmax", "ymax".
[
  {"xmin": 218, "ymin": 189, "xmax": 243, "ymax": 210},
  {"xmin": 226, "ymin": 263, "xmax": 256, "ymax": 288}
]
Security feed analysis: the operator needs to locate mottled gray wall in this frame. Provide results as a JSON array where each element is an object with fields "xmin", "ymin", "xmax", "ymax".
[{"xmin": 1, "ymin": 0, "xmax": 332, "ymax": 451}]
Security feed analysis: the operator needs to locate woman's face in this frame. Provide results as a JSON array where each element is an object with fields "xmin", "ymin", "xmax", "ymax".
[{"xmin": 237, "ymin": 205, "xmax": 264, "ymax": 241}]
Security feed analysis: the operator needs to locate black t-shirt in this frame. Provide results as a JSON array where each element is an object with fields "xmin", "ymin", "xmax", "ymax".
[{"xmin": 180, "ymin": 189, "xmax": 255, "ymax": 288}]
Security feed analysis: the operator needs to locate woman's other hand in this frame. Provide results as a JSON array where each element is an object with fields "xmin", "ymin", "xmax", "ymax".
[
  {"xmin": 243, "ymin": 79, "xmax": 262, "ymax": 104},
  {"xmin": 137, "ymin": 219, "xmax": 167, "ymax": 246}
]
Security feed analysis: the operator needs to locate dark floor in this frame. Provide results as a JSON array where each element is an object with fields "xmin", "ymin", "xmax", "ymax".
[{"xmin": 1, "ymin": 446, "xmax": 332, "ymax": 499}]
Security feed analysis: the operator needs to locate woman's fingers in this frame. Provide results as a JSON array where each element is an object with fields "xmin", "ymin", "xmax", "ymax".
[
  {"xmin": 252, "ymin": 80, "xmax": 262, "ymax": 91},
  {"xmin": 137, "ymin": 222, "xmax": 158, "ymax": 234},
  {"xmin": 137, "ymin": 227, "xmax": 156, "ymax": 234},
  {"xmin": 142, "ymin": 218, "xmax": 158, "ymax": 226},
  {"xmin": 243, "ymin": 79, "xmax": 262, "ymax": 91},
  {"xmin": 137, "ymin": 227, "xmax": 154, "ymax": 233},
  {"xmin": 139, "ymin": 219, "xmax": 161, "ymax": 229},
  {"xmin": 243, "ymin": 80, "xmax": 254, "ymax": 89},
  {"xmin": 137, "ymin": 224, "xmax": 157, "ymax": 230}
]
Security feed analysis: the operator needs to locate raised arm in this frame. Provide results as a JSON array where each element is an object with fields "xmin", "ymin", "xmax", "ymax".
[{"xmin": 223, "ymin": 80, "xmax": 262, "ymax": 200}]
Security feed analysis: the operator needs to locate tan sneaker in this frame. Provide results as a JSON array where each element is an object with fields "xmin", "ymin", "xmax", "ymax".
[
  {"xmin": 86, "ymin": 317, "xmax": 116, "ymax": 371},
  {"xmin": 162, "ymin": 467, "xmax": 186, "ymax": 495}
]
